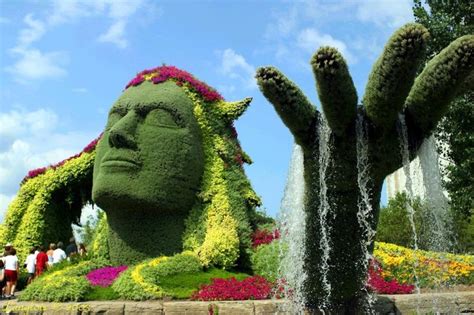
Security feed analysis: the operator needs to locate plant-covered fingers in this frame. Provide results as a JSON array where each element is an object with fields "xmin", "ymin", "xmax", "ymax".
[
  {"xmin": 406, "ymin": 34, "xmax": 474, "ymax": 135},
  {"xmin": 311, "ymin": 47, "xmax": 357, "ymax": 136},
  {"xmin": 256, "ymin": 66, "xmax": 318, "ymax": 145},
  {"xmin": 363, "ymin": 23, "xmax": 429, "ymax": 127}
]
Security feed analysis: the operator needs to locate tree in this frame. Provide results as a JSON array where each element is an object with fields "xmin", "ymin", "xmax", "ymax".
[{"xmin": 413, "ymin": 0, "xmax": 474, "ymax": 253}]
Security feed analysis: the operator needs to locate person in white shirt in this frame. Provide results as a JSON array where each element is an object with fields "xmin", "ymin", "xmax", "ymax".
[
  {"xmin": 4, "ymin": 248, "xmax": 18, "ymax": 299},
  {"xmin": 24, "ymin": 247, "xmax": 36, "ymax": 284},
  {"xmin": 52, "ymin": 241, "xmax": 66, "ymax": 264}
]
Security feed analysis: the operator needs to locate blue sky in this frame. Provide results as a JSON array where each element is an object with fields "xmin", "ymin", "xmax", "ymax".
[{"xmin": 0, "ymin": 0, "xmax": 416, "ymax": 220}]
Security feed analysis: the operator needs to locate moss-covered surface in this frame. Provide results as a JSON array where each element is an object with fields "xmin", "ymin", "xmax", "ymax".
[
  {"xmin": 92, "ymin": 66, "xmax": 260, "ymax": 266},
  {"xmin": 256, "ymin": 23, "xmax": 473, "ymax": 312}
]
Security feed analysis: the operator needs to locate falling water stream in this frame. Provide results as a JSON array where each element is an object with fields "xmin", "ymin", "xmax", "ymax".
[
  {"xmin": 355, "ymin": 113, "xmax": 377, "ymax": 313},
  {"xmin": 397, "ymin": 113, "xmax": 422, "ymax": 312},
  {"xmin": 277, "ymin": 143, "xmax": 307, "ymax": 314},
  {"xmin": 316, "ymin": 115, "xmax": 334, "ymax": 311}
]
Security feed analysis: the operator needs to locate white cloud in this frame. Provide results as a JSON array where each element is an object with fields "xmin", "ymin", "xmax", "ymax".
[
  {"xmin": 17, "ymin": 14, "xmax": 46, "ymax": 48},
  {"xmin": 218, "ymin": 49, "xmax": 256, "ymax": 90},
  {"xmin": 98, "ymin": 20, "xmax": 127, "ymax": 49},
  {"xmin": 297, "ymin": 28, "xmax": 355, "ymax": 64},
  {"xmin": 6, "ymin": 49, "xmax": 68, "ymax": 81},
  {"xmin": 356, "ymin": 0, "xmax": 413, "ymax": 27},
  {"xmin": 0, "ymin": 194, "xmax": 15, "ymax": 222},
  {"xmin": 0, "ymin": 108, "xmax": 95, "ymax": 198}
]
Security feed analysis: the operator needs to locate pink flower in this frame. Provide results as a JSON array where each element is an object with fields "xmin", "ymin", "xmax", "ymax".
[
  {"xmin": 124, "ymin": 66, "xmax": 224, "ymax": 102},
  {"xmin": 86, "ymin": 265, "xmax": 128, "ymax": 287}
]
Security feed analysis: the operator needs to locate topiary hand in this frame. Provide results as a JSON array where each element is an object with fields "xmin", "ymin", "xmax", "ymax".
[{"xmin": 255, "ymin": 23, "xmax": 473, "ymax": 311}]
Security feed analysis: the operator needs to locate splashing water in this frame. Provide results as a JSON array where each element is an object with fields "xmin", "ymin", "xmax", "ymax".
[
  {"xmin": 397, "ymin": 113, "xmax": 422, "ymax": 304},
  {"xmin": 316, "ymin": 115, "xmax": 333, "ymax": 310},
  {"xmin": 355, "ymin": 113, "xmax": 377, "ymax": 313},
  {"xmin": 277, "ymin": 143, "xmax": 307, "ymax": 314}
]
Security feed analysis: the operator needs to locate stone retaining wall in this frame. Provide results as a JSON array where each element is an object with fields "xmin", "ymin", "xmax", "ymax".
[{"xmin": 1, "ymin": 291, "xmax": 473, "ymax": 314}]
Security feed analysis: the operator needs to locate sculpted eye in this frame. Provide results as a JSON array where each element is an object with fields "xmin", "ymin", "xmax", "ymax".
[{"xmin": 145, "ymin": 108, "xmax": 180, "ymax": 128}]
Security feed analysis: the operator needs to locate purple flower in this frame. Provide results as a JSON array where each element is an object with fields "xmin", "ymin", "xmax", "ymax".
[{"xmin": 86, "ymin": 266, "xmax": 128, "ymax": 287}]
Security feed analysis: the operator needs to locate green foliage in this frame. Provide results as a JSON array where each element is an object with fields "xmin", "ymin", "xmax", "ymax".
[
  {"xmin": 20, "ymin": 259, "xmax": 107, "ymax": 302},
  {"xmin": 112, "ymin": 252, "xmax": 202, "ymax": 300},
  {"xmin": 363, "ymin": 23, "xmax": 428, "ymax": 127},
  {"xmin": 311, "ymin": 46, "xmax": 357, "ymax": 135},
  {"xmin": 255, "ymin": 66, "xmax": 317, "ymax": 146},
  {"xmin": 84, "ymin": 286, "xmax": 120, "ymax": 301},
  {"xmin": 250, "ymin": 241, "xmax": 281, "ymax": 282},
  {"xmin": 376, "ymin": 193, "xmax": 457, "ymax": 251},
  {"xmin": 413, "ymin": 0, "xmax": 474, "ymax": 253},
  {"xmin": 376, "ymin": 193, "xmax": 424, "ymax": 248},
  {"xmin": 89, "ymin": 213, "xmax": 110, "ymax": 261},
  {"xmin": 158, "ymin": 268, "xmax": 249, "ymax": 299},
  {"xmin": 0, "ymin": 151, "xmax": 94, "ymax": 262}
]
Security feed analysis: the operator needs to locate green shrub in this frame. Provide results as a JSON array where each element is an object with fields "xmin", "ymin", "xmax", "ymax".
[
  {"xmin": 251, "ymin": 241, "xmax": 281, "ymax": 282},
  {"xmin": 20, "ymin": 259, "xmax": 108, "ymax": 302},
  {"xmin": 112, "ymin": 252, "xmax": 202, "ymax": 300},
  {"xmin": 159, "ymin": 268, "xmax": 249, "ymax": 299},
  {"xmin": 84, "ymin": 286, "xmax": 120, "ymax": 301}
]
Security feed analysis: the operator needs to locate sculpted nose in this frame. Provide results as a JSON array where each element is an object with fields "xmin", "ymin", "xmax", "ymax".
[{"xmin": 108, "ymin": 113, "xmax": 137, "ymax": 149}]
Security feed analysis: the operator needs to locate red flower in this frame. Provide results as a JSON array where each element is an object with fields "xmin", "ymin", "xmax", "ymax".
[
  {"xmin": 251, "ymin": 229, "xmax": 280, "ymax": 248},
  {"xmin": 367, "ymin": 259, "xmax": 414, "ymax": 294},
  {"xmin": 191, "ymin": 276, "xmax": 276, "ymax": 301}
]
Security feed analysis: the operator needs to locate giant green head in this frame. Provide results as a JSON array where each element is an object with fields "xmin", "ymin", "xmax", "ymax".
[
  {"xmin": 91, "ymin": 66, "xmax": 260, "ymax": 265},
  {"xmin": 92, "ymin": 80, "xmax": 205, "ymax": 213}
]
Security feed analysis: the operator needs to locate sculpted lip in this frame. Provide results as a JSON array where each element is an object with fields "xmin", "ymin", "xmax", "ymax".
[{"xmin": 101, "ymin": 153, "xmax": 141, "ymax": 168}]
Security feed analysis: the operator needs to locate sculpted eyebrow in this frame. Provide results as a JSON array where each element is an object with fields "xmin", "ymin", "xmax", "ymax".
[
  {"xmin": 135, "ymin": 102, "xmax": 185, "ymax": 126},
  {"xmin": 110, "ymin": 105, "xmax": 128, "ymax": 116}
]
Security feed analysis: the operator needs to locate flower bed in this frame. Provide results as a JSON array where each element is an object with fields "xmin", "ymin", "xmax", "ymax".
[
  {"xmin": 191, "ymin": 276, "xmax": 275, "ymax": 301},
  {"xmin": 86, "ymin": 266, "xmax": 128, "ymax": 287}
]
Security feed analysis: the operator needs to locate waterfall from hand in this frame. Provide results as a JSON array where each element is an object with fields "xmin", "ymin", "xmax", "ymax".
[
  {"xmin": 355, "ymin": 113, "xmax": 377, "ymax": 313},
  {"xmin": 397, "ymin": 113, "xmax": 422, "ymax": 299},
  {"xmin": 316, "ymin": 115, "xmax": 333, "ymax": 310},
  {"xmin": 277, "ymin": 143, "xmax": 307, "ymax": 314}
]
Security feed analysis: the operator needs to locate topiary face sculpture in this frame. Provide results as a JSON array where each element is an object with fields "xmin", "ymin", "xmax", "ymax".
[
  {"xmin": 256, "ymin": 23, "xmax": 473, "ymax": 312},
  {"xmin": 92, "ymin": 66, "xmax": 260, "ymax": 266},
  {"xmin": 93, "ymin": 81, "xmax": 204, "ymax": 214}
]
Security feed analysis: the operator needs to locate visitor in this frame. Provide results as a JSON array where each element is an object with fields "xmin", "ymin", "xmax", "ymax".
[
  {"xmin": 2, "ymin": 243, "xmax": 12, "ymax": 260},
  {"xmin": 0, "ymin": 260, "xmax": 5, "ymax": 298},
  {"xmin": 46, "ymin": 243, "xmax": 55, "ymax": 265},
  {"xmin": 52, "ymin": 242, "xmax": 66, "ymax": 264},
  {"xmin": 4, "ymin": 248, "xmax": 18, "ymax": 299},
  {"xmin": 65, "ymin": 237, "xmax": 78, "ymax": 257},
  {"xmin": 78, "ymin": 243, "xmax": 87, "ymax": 257},
  {"xmin": 24, "ymin": 247, "xmax": 36, "ymax": 284},
  {"xmin": 35, "ymin": 245, "xmax": 48, "ymax": 277}
]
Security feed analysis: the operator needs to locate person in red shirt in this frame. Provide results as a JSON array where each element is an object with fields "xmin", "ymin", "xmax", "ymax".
[{"xmin": 35, "ymin": 245, "xmax": 48, "ymax": 277}]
